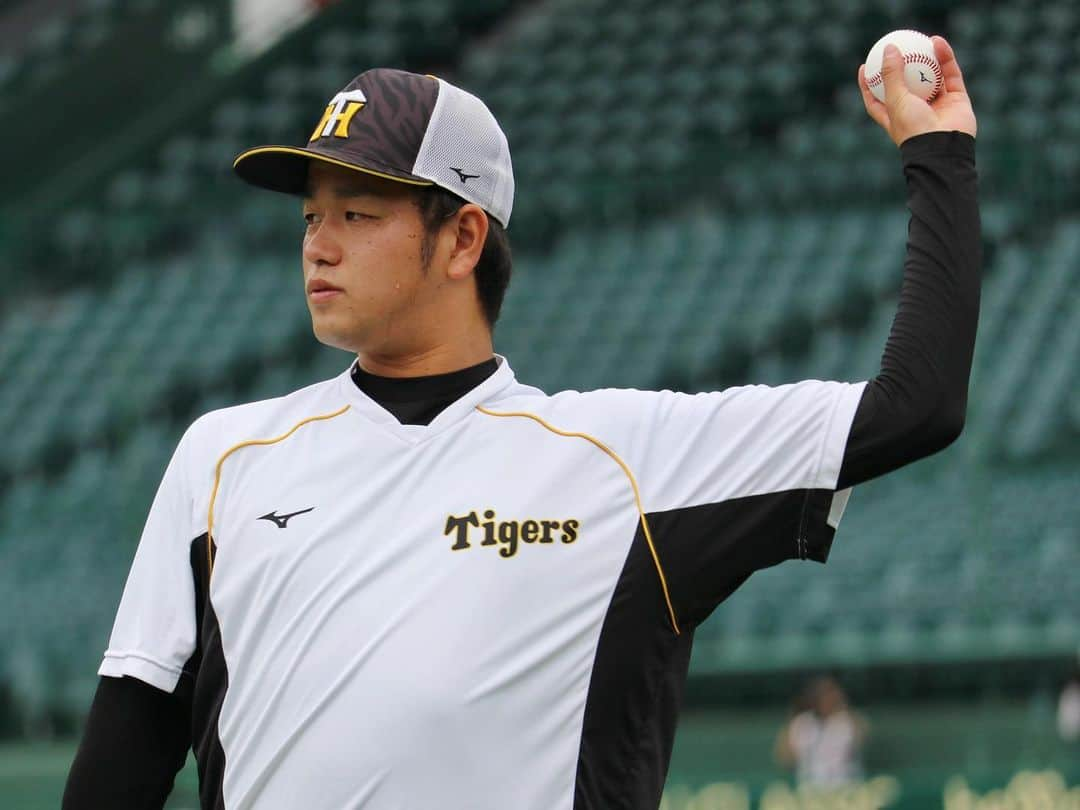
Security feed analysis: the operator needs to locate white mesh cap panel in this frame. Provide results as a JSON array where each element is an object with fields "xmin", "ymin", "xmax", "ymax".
[{"xmin": 412, "ymin": 78, "xmax": 514, "ymax": 227}]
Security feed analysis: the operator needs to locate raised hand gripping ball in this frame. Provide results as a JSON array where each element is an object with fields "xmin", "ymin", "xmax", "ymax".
[{"xmin": 865, "ymin": 29, "xmax": 944, "ymax": 103}]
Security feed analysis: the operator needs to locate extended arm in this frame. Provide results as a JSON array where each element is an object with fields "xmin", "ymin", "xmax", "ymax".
[
  {"xmin": 838, "ymin": 36, "xmax": 980, "ymax": 488},
  {"xmin": 838, "ymin": 131, "xmax": 979, "ymax": 488}
]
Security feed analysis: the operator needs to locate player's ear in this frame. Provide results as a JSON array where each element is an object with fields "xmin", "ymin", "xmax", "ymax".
[{"xmin": 445, "ymin": 204, "xmax": 489, "ymax": 281}]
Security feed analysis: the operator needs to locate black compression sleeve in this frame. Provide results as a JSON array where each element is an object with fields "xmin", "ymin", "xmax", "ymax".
[
  {"xmin": 837, "ymin": 131, "xmax": 981, "ymax": 489},
  {"xmin": 62, "ymin": 676, "xmax": 191, "ymax": 810}
]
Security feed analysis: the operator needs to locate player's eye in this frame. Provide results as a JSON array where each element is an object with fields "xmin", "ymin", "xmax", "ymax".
[
  {"xmin": 345, "ymin": 211, "xmax": 375, "ymax": 222},
  {"xmin": 303, "ymin": 212, "xmax": 319, "ymax": 227}
]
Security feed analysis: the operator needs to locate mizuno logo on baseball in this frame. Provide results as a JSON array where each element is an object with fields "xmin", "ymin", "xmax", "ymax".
[
  {"xmin": 309, "ymin": 89, "xmax": 367, "ymax": 141},
  {"xmin": 444, "ymin": 510, "xmax": 580, "ymax": 557}
]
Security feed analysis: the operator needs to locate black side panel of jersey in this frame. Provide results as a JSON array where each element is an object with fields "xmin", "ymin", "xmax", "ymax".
[
  {"xmin": 189, "ymin": 534, "xmax": 228, "ymax": 810},
  {"xmin": 574, "ymin": 489, "xmax": 834, "ymax": 809},
  {"xmin": 574, "ymin": 523, "xmax": 695, "ymax": 810},
  {"xmin": 649, "ymin": 488, "xmax": 836, "ymax": 628}
]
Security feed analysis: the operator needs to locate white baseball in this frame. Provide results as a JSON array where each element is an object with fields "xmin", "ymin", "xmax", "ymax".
[{"xmin": 865, "ymin": 30, "xmax": 943, "ymax": 104}]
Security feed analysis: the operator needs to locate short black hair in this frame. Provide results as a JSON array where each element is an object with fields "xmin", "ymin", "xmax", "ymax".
[{"xmin": 413, "ymin": 187, "xmax": 512, "ymax": 328}]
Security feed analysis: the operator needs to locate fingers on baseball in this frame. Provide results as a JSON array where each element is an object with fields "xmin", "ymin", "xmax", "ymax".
[
  {"xmin": 880, "ymin": 44, "xmax": 909, "ymax": 104},
  {"xmin": 931, "ymin": 35, "xmax": 967, "ymax": 95},
  {"xmin": 858, "ymin": 64, "xmax": 890, "ymax": 129}
]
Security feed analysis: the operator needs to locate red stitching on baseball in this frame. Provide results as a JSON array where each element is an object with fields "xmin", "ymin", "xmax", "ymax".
[{"xmin": 866, "ymin": 50, "xmax": 943, "ymax": 96}]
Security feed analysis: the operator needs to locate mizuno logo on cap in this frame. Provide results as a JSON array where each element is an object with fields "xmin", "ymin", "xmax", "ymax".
[{"xmin": 450, "ymin": 167, "xmax": 480, "ymax": 183}]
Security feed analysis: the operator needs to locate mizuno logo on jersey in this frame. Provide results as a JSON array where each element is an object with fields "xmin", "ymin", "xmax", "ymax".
[
  {"xmin": 258, "ymin": 507, "xmax": 315, "ymax": 528},
  {"xmin": 444, "ymin": 510, "xmax": 579, "ymax": 558}
]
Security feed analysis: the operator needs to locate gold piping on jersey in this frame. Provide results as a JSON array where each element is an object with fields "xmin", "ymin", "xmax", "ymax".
[
  {"xmin": 206, "ymin": 404, "xmax": 352, "ymax": 579},
  {"xmin": 233, "ymin": 146, "xmax": 435, "ymax": 187},
  {"xmin": 475, "ymin": 406, "xmax": 681, "ymax": 636}
]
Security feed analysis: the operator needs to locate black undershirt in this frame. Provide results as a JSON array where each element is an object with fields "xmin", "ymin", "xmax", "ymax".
[
  {"xmin": 350, "ymin": 356, "xmax": 499, "ymax": 426},
  {"xmin": 63, "ymin": 131, "xmax": 980, "ymax": 809}
]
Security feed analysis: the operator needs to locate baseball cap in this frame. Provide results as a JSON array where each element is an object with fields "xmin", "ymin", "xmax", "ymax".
[{"xmin": 233, "ymin": 68, "xmax": 514, "ymax": 227}]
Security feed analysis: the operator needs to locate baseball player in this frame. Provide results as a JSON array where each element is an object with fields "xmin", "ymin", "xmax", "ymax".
[{"xmin": 64, "ymin": 39, "xmax": 979, "ymax": 810}]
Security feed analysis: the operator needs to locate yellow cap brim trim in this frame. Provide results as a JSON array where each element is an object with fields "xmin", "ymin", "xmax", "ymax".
[{"xmin": 233, "ymin": 145, "xmax": 435, "ymax": 188}]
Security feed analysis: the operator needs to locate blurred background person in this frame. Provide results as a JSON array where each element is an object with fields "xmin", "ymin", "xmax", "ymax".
[
  {"xmin": 775, "ymin": 676, "xmax": 869, "ymax": 788},
  {"xmin": 1059, "ymin": 664, "xmax": 1080, "ymax": 743}
]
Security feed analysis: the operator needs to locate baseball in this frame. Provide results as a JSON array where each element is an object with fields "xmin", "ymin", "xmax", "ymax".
[{"xmin": 865, "ymin": 29, "xmax": 943, "ymax": 104}]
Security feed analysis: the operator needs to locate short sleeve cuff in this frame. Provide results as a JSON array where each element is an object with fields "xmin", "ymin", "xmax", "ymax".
[
  {"xmin": 99, "ymin": 650, "xmax": 183, "ymax": 692},
  {"xmin": 816, "ymin": 381, "xmax": 867, "ymax": 490},
  {"xmin": 801, "ymin": 487, "xmax": 852, "ymax": 564}
]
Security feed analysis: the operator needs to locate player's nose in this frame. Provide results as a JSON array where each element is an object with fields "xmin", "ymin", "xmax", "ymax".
[{"xmin": 302, "ymin": 221, "xmax": 342, "ymax": 266}]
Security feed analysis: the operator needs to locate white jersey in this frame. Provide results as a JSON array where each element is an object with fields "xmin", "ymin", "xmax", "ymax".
[{"xmin": 101, "ymin": 356, "xmax": 864, "ymax": 809}]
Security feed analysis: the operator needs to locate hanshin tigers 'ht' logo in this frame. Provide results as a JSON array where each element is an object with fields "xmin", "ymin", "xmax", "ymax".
[{"xmin": 309, "ymin": 89, "xmax": 367, "ymax": 141}]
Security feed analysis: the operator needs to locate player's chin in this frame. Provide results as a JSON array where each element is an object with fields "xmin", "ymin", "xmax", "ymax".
[{"xmin": 310, "ymin": 311, "xmax": 365, "ymax": 353}]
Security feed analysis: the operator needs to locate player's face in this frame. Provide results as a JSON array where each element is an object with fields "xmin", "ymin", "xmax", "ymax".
[{"xmin": 301, "ymin": 163, "xmax": 443, "ymax": 355}]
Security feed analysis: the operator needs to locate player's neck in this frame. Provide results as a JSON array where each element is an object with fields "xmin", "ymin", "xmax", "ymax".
[{"xmin": 356, "ymin": 336, "xmax": 495, "ymax": 379}]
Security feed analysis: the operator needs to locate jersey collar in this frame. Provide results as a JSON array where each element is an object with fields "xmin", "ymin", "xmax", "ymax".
[{"xmin": 336, "ymin": 354, "xmax": 517, "ymax": 443}]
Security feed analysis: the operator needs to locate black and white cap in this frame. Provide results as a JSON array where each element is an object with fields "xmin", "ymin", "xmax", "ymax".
[{"xmin": 233, "ymin": 68, "xmax": 514, "ymax": 227}]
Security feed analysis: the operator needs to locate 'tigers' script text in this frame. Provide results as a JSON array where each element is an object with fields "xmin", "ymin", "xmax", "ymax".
[{"xmin": 444, "ymin": 510, "xmax": 580, "ymax": 558}]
